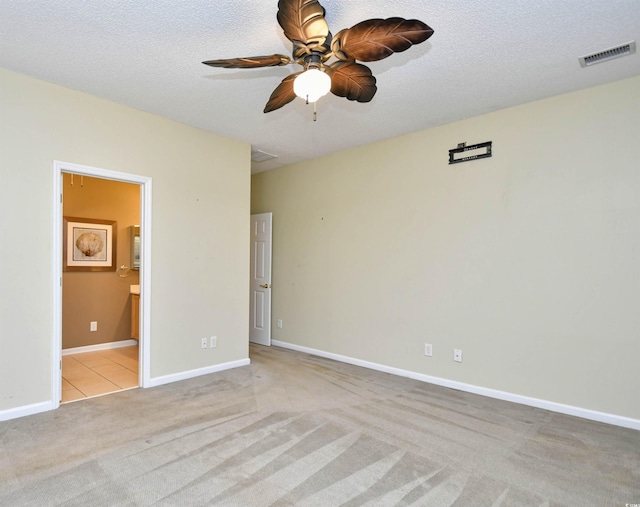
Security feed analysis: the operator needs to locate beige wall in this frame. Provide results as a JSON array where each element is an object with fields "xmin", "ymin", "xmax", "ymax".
[
  {"xmin": 252, "ymin": 76, "xmax": 640, "ymax": 420},
  {"xmin": 62, "ymin": 175, "xmax": 140, "ymax": 349},
  {"xmin": 0, "ymin": 68, "xmax": 250, "ymax": 412}
]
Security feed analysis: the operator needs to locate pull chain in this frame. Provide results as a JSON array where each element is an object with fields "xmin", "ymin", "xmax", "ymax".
[{"xmin": 303, "ymin": 96, "xmax": 319, "ymax": 121}]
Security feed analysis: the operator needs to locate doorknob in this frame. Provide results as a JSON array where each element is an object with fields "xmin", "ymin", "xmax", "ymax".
[{"xmin": 260, "ymin": 283, "xmax": 271, "ymax": 289}]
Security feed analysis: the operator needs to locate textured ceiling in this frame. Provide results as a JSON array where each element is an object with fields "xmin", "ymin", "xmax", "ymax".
[{"xmin": 1, "ymin": 1, "xmax": 639, "ymax": 173}]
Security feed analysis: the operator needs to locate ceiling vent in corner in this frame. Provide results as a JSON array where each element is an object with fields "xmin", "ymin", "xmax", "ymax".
[
  {"xmin": 251, "ymin": 149, "xmax": 277, "ymax": 163},
  {"xmin": 579, "ymin": 41, "xmax": 636, "ymax": 67}
]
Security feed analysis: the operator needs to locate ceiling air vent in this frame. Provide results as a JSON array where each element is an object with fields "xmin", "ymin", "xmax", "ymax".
[
  {"xmin": 251, "ymin": 149, "xmax": 277, "ymax": 163},
  {"xmin": 579, "ymin": 41, "xmax": 636, "ymax": 67}
]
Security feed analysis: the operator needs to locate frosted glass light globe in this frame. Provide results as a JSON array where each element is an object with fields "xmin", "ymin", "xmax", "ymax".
[{"xmin": 293, "ymin": 68, "xmax": 331, "ymax": 103}]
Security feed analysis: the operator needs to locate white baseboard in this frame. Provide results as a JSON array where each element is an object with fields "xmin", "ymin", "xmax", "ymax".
[
  {"xmin": 62, "ymin": 339, "xmax": 138, "ymax": 356},
  {"xmin": 0, "ymin": 401, "xmax": 54, "ymax": 422},
  {"xmin": 272, "ymin": 340, "xmax": 640, "ymax": 431},
  {"xmin": 1, "ymin": 357, "xmax": 250, "ymax": 422},
  {"xmin": 146, "ymin": 358, "xmax": 251, "ymax": 388}
]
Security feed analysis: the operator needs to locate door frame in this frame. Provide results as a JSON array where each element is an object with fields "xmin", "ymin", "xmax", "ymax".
[{"xmin": 52, "ymin": 160, "xmax": 152, "ymax": 408}]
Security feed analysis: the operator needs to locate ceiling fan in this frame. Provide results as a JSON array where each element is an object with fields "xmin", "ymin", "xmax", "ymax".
[{"xmin": 203, "ymin": 0, "xmax": 434, "ymax": 115}]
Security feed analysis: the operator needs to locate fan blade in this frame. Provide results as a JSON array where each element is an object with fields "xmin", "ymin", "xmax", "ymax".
[
  {"xmin": 264, "ymin": 72, "xmax": 301, "ymax": 113},
  {"xmin": 328, "ymin": 62, "xmax": 377, "ymax": 103},
  {"xmin": 202, "ymin": 54, "xmax": 291, "ymax": 69},
  {"xmin": 277, "ymin": 0, "xmax": 330, "ymax": 52},
  {"xmin": 332, "ymin": 18, "xmax": 433, "ymax": 62}
]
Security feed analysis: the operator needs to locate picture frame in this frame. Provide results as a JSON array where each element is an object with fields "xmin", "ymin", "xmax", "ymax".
[{"xmin": 63, "ymin": 217, "xmax": 117, "ymax": 272}]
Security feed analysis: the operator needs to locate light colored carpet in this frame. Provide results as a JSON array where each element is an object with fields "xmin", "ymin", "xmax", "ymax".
[{"xmin": 1, "ymin": 344, "xmax": 638, "ymax": 506}]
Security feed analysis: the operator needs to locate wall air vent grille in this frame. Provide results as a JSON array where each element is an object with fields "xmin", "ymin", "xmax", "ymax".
[
  {"xmin": 579, "ymin": 41, "xmax": 636, "ymax": 67},
  {"xmin": 251, "ymin": 150, "xmax": 277, "ymax": 163}
]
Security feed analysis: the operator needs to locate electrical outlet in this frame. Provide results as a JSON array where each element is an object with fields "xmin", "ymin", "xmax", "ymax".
[
  {"xmin": 277, "ymin": 319, "xmax": 283, "ymax": 329},
  {"xmin": 424, "ymin": 343, "xmax": 433, "ymax": 357},
  {"xmin": 90, "ymin": 321, "xmax": 97, "ymax": 332},
  {"xmin": 201, "ymin": 337, "xmax": 208, "ymax": 349},
  {"xmin": 454, "ymin": 349, "xmax": 462, "ymax": 362},
  {"xmin": 210, "ymin": 336, "xmax": 217, "ymax": 348}
]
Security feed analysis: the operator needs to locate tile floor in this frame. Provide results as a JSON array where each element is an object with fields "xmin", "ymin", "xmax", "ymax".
[{"xmin": 62, "ymin": 345, "xmax": 138, "ymax": 403}]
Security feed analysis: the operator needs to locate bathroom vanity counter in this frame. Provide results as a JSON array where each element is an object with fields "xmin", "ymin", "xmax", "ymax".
[
  {"xmin": 131, "ymin": 294, "xmax": 139, "ymax": 340},
  {"xmin": 131, "ymin": 285, "xmax": 140, "ymax": 340}
]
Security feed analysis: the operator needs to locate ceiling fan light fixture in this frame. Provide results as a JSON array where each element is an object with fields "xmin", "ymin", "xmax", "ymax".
[
  {"xmin": 293, "ymin": 68, "xmax": 331, "ymax": 103},
  {"xmin": 203, "ymin": 2, "xmax": 434, "ymax": 114}
]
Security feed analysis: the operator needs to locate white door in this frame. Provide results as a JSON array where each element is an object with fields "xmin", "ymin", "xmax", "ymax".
[{"xmin": 250, "ymin": 213, "xmax": 272, "ymax": 345}]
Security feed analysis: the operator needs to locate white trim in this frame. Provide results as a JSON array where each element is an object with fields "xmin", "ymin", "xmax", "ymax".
[
  {"xmin": 3, "ymin": 358, "xmax": 250, "ymax": 421},
  {"xmin": 52, "ymin": 166, "xmax": 63, "ymax": 410},
  {"xmin": 0, "ymin": 401, "xmax": 54, "ymax": 422},
  {"xmin": 272, "ymin": 340, "xmax": 640, "ymax": 431},
  {"xmin": 62, "ymin": 339, "xmax": 138, "ymax": 356},
  {"xmin": 52, "ymin": 160, "xmax": 152, "ymax": 412},
  {"xmin": 146, "ymin": 358, "xmax": 251, "ymax": 388},
  {"xmin": 139, "ymin": 178, "xmax": 152, "ymax": 389}
]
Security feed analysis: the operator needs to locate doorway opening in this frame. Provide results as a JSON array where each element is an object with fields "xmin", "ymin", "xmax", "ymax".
[
  {"xmin": 61, "ymin": 174, "xmax": 140, "ymax": 401},
  {"xmin": 52, "ymin": 161, "xmax": 152, "ymax": 409}
]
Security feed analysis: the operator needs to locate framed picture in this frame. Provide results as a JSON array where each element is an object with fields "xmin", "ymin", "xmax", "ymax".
[{"xmin": 63, "ymin": 217, "xmax": 117, "ymax": 271}]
